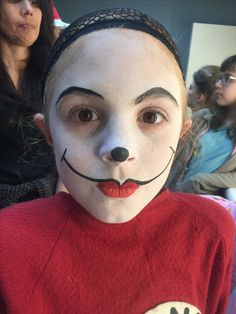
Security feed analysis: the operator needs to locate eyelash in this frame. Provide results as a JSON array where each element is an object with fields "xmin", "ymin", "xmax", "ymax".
[
  {"xmin": 138, "ymin": 107, "xmax": 168, "ymax": 123},
  {"xmin": 67, "ymin": 105, "xmax": 100, "ymax": 123},
  {"xmin": 65, "ymin": 105, "xmax": 168, "ymax": 126}
]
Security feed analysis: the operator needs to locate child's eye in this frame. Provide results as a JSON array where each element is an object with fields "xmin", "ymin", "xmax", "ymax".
[
  {"xmin": 69, "ymin": 108, "xmax": 99, "ymax": 122},
  {"xmin": 139, "ymin": 110, "xmax": 167, "ymax": 124}
]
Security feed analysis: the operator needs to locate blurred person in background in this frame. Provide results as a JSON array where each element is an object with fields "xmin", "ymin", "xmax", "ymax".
[
  {"xmin": 188, "ymin": 65, "xmax": 220, "ymax": 113},
  {"xmin": 167, "ymin": 55, "xmax": 236, "ymax": 197},
  {"xmin": 0, "ymin": 0, "xmax": 56, "ymax": 208}
]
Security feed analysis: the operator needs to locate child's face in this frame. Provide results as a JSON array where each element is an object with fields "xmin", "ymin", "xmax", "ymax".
[
  {"xmin": 188, "ymin": 82, "xmax": 202, "ymax": 107},
  {"xmin": 45, "ymin": 29, "xmax": 185, "ymax": 223}
]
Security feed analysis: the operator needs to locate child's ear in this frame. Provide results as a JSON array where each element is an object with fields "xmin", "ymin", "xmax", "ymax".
[
  {"xmin": 180, "ymin": 118, "xmax": 192, "ymax": 137},
  {"xmin": 34, "ymin": 113, "xmax": 53, "ymax": 146},
  {"xmin": 196, "ymin": 92, "xmax": 205, "ymax": 104}
]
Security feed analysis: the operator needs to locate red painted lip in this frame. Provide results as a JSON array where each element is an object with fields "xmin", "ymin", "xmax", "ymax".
[{"xmin": 98, "ymin": 182, "xmax": 139, "ymax": 198}]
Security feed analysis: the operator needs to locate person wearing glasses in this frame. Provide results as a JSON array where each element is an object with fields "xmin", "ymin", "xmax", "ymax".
[{"xmin": 167, "ymin": 54, "xmax": 236, "ymax": 197}]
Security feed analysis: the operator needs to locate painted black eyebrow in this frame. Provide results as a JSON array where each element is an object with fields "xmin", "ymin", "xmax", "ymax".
[
  {"xmin": 56, "ymin": 86, "xmax": 104, "ymax": 105},
  {"xmin": 56, "ymin": 86, "xmax": 178, "ymax": 107},
  {"xmin": 135, "ymin": 87, "xmax": 178, "ymax": 106}
]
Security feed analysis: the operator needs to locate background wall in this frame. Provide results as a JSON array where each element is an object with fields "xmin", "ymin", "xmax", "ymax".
[
  {"xmin": 54, "ymin": 0, "xmax": 236, "ymax": 76},
  {"xmin": 186, "ymin": 23, "xmax": 236, "ymax": 86}
]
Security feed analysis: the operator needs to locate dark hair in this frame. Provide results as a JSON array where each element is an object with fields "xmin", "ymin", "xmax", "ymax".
[
  {"xmin": 193, "ymin": 65, "xmax": 220, "ymax": 100},
  {"xmin": 0, "ymin": 0, "xmax": 54, "ymax": 124},
  {"xmin": 211, "ymin": 55, "xmax": 236, "ymax": 137},
  {"xmin": 220, "ymin": 54, "xmax": 236, "ymax": 73}
]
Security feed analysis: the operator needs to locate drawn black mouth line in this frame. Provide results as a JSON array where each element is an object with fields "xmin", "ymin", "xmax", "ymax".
[{"xmin": 61, "ymin": 146, "xmax": 175, "ymax": 186}]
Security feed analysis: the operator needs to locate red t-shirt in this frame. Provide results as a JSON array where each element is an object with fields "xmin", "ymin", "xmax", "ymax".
[{"xmin": 0, "ymin": 190, "xmax": 234, "ymax": 313}]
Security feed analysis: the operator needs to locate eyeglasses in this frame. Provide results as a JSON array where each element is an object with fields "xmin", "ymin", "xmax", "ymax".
[{"xmin": 216, "ymin": 73, "xmax": 236, "ymax": 86}]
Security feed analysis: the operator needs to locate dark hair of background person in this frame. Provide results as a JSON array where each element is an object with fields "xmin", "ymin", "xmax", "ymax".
[
  {"xmin": 211, "ymin": 55, "xmax": 236, "ymax": 137},
  {"xmin": 221, "ymin": 55, "xmax": 236, "ymax": 73},
  {"xmin": 0, "ymin": 0, "xmax": 55, "ymax": 120},
  {"xmin": 191, "ymin": 65, "xmax": 220, "ymax": 112}
]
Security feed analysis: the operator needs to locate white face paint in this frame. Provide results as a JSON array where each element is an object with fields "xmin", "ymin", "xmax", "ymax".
[{"xmin": 45, "ymin": 29, "xmax": 185, "ymax": 223}]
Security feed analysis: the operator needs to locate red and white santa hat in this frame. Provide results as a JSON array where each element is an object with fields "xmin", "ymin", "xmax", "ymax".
[{"xmin": 53, "ymin": 5, "xmax": 69, "ymax": 29}]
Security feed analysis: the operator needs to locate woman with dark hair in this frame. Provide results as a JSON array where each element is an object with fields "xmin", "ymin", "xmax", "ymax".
[
  {"xmin": 167, "ymin": 54, "xmax": 236, "ymax": 197},
  {"xmin": 188, "ymin": 65, "xmax": 220, "ymax": 112},
  {"xmin": 0, "ymin": 0, "xmax": 57, "ymax": 207}
]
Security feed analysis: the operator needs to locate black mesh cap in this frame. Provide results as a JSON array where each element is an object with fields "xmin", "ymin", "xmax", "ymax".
[{"xmin": 42, "ymin": 8, "xmax": 183, "ymax": 95}]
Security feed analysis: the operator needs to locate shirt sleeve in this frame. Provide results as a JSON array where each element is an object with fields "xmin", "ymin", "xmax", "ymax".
[
  {"xmin": 207, "ymin": 214, "xmax": 235, "ymax": 313},
  {"xmin": 176, "ymin": 171, "xmax": 236, "ymax": 194}
]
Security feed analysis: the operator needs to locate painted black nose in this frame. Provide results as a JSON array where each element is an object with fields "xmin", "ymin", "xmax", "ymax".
[{"xmin": 111, "ymin": 147, "xmax": 129, "ymax": 162}]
